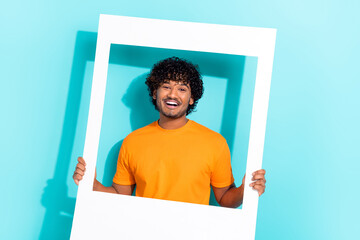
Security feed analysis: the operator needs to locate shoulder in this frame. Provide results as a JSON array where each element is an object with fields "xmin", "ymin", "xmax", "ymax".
[
  {"xmin": 123, "ymin": 121, "xmax": 157, "ymax": 145},
  {"xmin": 189, "ymin": 120, "xmax": 227, "ymax": 144}
]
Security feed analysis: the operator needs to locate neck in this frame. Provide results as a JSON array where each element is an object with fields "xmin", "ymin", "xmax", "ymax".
[{"xmin": 158, "ymin": 114, "xmax": 188, "ymax": 130}]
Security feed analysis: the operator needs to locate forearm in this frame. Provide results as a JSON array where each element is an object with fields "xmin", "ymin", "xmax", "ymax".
[
  {"xmin": 219, "ymin": 184, "xmax": 244, "ymax": 208},
  {"xmin": 93, "ymin": 179, "xmax": 118, "ymax": 194}
]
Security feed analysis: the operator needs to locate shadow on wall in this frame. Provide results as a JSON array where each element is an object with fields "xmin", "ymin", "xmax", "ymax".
[
  {"xmin": 40, "ymin": 31, "xmax": 246, "ymax": 239},
  {"xmin": 40, "ymin": 31, "xmax": 97, "ymax": 240},
  {"xmin": 101, "ymin": 73, "xmax": 159, "ymax": 187}
]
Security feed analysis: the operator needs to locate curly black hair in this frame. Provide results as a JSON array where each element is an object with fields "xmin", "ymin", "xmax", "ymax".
[{"xmin": 145, "ymin": 57, "xmax": 204, "ymax": 115}]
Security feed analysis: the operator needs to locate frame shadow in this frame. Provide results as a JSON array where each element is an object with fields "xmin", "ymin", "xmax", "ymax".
[{"xmin": 40, "ymin": 29, "xmax": 254, "ymax": 239}]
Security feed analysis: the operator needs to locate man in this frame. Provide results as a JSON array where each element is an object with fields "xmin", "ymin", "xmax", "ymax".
[{"xmin": 73, "ymin": 57, "xmax": 266, "ymax": 208}]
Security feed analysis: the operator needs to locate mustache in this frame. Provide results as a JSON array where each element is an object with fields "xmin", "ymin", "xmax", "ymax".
[{"xmin": 163, "ymin": 98, "xmax": 181, "ymax": 104}]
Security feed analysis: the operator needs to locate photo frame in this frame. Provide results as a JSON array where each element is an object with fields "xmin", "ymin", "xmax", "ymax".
[{"xmin": 71, "ymin": 14, "xmax": 276, "ymax": 240}]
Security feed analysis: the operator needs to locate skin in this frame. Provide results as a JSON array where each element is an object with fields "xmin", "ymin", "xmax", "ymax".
[
  {"xmin": 153, "ymin": 80, "xmax": 194, "ymax": 129},
  {"xmin": 73, "ymin": 80, "xmax": 266, "ymax": 208}
]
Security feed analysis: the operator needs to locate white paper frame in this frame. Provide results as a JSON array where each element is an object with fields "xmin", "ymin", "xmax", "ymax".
[{"xmin": 71, "ymin": 14, "xmax": 276, "ymax": 240}]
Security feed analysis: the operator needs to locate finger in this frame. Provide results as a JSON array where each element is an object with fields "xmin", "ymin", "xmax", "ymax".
[
  {"xmin": 78, "ymin": 157, "xmax": 86, "ymax": 165},
  {"xmin": 252, "ymin": 169, "xmax": 266, "ymax": 176},
  {"xmin": 76, "ymin": 163, "xmax": 86, "ymax": 171},
  {"xmin": 252, "ymin": 184, "xmax": 265, "ymax": 196},
  {"xmin": 252, "ymin": 174, "xmax": 266, "ymax": 181},
  {"xmin": 250, "ymin": 179, "xmax": 266, "ymax": 187},
  {"xmin": 74, "ymin": 167, "xmax": 85, "ymax": 176},
  {"xmin": 241, "ymin": 174, "xmax": 246, "ymax": 185},
  {"xmin": 74, "ymin": 179, "xmax": 79, "ymax": 186},
  {"xmin": 73, "ymin": 173, "xmax": 83, "ymax": 182}
]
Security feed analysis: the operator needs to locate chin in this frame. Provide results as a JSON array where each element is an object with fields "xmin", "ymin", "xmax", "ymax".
[
  {"xmin": 160, "ymin": 109, "xmax": 187, "ymax": 119},
  {"xmin": 162, "ymin": 113, "xmax": 184, "ymax": 119}
]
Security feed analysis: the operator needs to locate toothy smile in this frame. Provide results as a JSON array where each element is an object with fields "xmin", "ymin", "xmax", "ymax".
[
  {"xmin": 166, "ymin": 101, "xmax": 178, "ymax": 106},
  {"xmin": 164, "ymin": 100, "xmax": 180, "ymax": 108}
]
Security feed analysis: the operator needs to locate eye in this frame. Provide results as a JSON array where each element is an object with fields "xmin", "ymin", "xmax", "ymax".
[
  {"xmin": 162, "ymin": 85, "xmax": 170, "ymax": 89},
  {"xmin": 179, "ymin": 88, "xmax": 186, "ymax": 92}
]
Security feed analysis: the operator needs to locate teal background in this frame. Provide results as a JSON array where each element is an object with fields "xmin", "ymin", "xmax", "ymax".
[{"xmin": 1, "ymin": 1, "xmax": 359, "ymax": 239}]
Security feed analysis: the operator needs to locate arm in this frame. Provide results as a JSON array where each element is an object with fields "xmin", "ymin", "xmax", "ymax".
[
  {"xmin": 213, "ymin": 169, "xmax": 266, "ymax": 208},
  {"xmin": 212, "ymin": 183, "xmax": 244, "ymax": 208},
  {"xmin": 93, "ymin": 179, "xmax": 135, "ymax": 195},
  {"xmin": 73, "ymin": 157, "xmax": 135, "ymax": 195}
]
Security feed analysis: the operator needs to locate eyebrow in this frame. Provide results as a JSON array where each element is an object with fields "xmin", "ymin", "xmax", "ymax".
[
  {"xmin": 178, "ymin": 83, "xmax": 189, "ymax": 88},
  {"xmin": 162, "ymin": 81, "xmax": 190, "ymax": 88}
]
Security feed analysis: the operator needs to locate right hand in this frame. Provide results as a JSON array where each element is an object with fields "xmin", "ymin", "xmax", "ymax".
[{"xmin": 73, "ymin": 157, "xmax": 95, "ymax": 185}]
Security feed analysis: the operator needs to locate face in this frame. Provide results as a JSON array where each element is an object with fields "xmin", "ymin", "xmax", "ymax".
[{"xmin": 153, "ymin": 80, "xmax": 194, "ymax": 119}]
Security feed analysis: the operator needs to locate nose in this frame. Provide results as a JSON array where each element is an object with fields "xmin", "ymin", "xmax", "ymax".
[{"xmin": 167, "ymin": 87, "xmax": 177, "ymax": 99}]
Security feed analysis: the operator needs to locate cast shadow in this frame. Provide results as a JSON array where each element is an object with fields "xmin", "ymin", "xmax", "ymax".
[
  {"xmin": 40, "ymin": 30, "xmax": 247, "ymax": 239},
  {"xmin": 102, "ymin": 73, "xmax": 159, "ymax": 187},
  {"xmin": 39, "ymin": 31, "xmax": 97, "ymax": 240}
]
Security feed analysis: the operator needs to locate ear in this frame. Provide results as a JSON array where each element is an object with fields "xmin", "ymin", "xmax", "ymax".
[
  {"xmin": 152, "ymin": 90, "xmax": 157, "ymax": 100},
  {"xmin": 189, "ymin": 97, "xmax": 194, "ymax": 105}
]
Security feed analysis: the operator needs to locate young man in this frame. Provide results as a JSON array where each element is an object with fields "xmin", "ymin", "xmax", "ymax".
[{"xmin": 73, "ymin": 57, "xmax": 266, "ymax": 208}]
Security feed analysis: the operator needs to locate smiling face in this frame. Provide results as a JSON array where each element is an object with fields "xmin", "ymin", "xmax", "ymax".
[{"xmin": 153, "ymin": 80, "xmax": 194, "ymax": 119}]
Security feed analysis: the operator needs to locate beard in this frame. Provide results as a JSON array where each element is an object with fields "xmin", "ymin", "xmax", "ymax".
[{"xmin": 156, "ymin": 97, "xmax": 190, "ymax": 119}]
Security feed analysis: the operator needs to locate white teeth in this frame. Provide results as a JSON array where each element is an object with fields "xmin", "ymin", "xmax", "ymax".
[{"xmin": 166, "ymin": 101, "xmax": 178, "ymax": 106}]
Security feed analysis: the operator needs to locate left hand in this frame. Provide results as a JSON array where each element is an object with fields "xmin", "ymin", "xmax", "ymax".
[{"xmin": 246, "ymin": 169, "xmax": 266, "ymax": 196}]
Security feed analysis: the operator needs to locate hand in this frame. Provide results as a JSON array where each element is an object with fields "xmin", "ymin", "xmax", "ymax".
[
  {"xmin": 73, "ymin": 157, "xmax": 96, "ymax": 185},
  {"xmin": 249, "ymin": 169, "xmax": 266, "ymax": 196}
]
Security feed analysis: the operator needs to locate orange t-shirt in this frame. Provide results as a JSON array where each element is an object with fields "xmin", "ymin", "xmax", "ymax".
[{"xmin": 113, "ymin": 120, "xmax": 234, "ymax": 205}]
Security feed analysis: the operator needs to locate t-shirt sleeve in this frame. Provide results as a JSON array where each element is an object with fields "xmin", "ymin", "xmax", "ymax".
[
  {"xmin": 113, "ymin": 142, "xmax": 136, "ymax": 185},
  {"xmin": 210, "ymin": 140, "xmax": 235, "ymax": 188}
]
